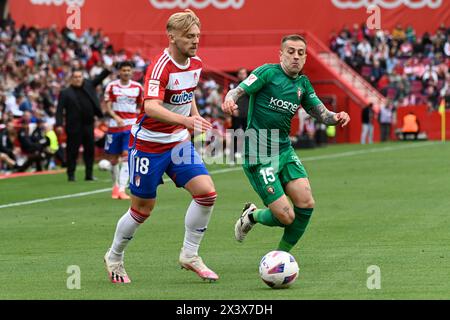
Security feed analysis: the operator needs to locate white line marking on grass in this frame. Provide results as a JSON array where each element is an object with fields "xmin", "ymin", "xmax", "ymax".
[
  {"xmin": 0, "ymin": 142, "xmax": 440, "ymax": 209},
  {"xmin": 0, "ymin": 188, "xmax": 112, "ymax": 209},
  {"xmin": 300, "ymin": 141, "xmax": 439, "ymax": 161}
]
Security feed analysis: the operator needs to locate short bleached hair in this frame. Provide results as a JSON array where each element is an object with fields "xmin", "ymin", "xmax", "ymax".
[
  {"xmin": 166, "ymin": 9, "xmax": 201, "ymax": 35},
  {"xmin": 281, "ymin": 34, "xmax": 307, "ymax": 48}
]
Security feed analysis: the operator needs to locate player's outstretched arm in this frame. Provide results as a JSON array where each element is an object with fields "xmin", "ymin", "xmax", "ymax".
[
  {"xmin": 222, "ymin": 87, "xmax": 246, "ymax": 115},
  {"xmin": 144, "ymin": 99, "xmax": 212, "ymax": 132},
  {"xmin": 307, "ymin": 104, "xmax": 350, "ymax": 127}
]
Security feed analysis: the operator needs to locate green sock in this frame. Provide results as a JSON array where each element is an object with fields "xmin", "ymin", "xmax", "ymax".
[
  {"xmin": 252, "ymin": 208, "xmax": 285, "ymax": 227},
  {"xmin": 278, "ymin": 207, "xmax": 314, "ymax": 252}
]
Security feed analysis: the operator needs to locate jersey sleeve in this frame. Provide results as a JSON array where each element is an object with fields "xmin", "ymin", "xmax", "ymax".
[
  {"xmin": 238, "ymin": 64, "xmax": 272, "ymax": 95},
  {"xmin": 143, "ymin": 63, "xmax": 168, "ymax": 101},
  {"xmin": 136, "ymin": 84, "xmax": 144, "ymax": 105},
  {"xmin": 301, "ymin": 77, "xmax": 323, "ymax": 112},
  {"xmin": 104, "ymin": 82, "xmax": 115, "ymax": 102}
]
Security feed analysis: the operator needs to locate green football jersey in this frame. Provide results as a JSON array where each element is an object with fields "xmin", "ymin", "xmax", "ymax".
[{"xmin": 239, "ymin": 64, "xmax": 322, "ymax": 162}]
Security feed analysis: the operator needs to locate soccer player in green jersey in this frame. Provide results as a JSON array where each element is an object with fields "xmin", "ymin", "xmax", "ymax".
[{"xmin": 221, "ymin": 34, "xmax": 350, "ymax": 252}]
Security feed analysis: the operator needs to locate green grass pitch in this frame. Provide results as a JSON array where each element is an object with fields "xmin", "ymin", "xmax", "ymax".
[{"xmin": 1, "ymin": 141, "xmax": 449, "ymax": 299}]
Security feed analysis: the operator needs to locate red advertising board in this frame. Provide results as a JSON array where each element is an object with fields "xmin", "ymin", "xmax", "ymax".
[{"xmin": 9, "ymin": 0, "xmax": 450, "ymax": 44}]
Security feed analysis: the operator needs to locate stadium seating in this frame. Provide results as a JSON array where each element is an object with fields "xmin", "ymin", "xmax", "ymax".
[
  {"xmin": 0, "ymin": 20, "xmax": 231, "ymax": 174},
  {"xmin": 330, "ymin": 24, "xmax": 450, "ymax": 111}
]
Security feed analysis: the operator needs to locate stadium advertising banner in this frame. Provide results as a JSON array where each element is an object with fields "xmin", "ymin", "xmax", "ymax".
[{"xmin": 9, "ymin": 0, "xmax": 450, "ymax": 43}]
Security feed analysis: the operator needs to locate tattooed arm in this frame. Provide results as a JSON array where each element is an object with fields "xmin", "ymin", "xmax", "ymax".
[
  {"xmin": 307, "ymin": 103, "xmax": 350, "ymax": 127},
  {"xmin": 221, "ymin": 87, "xmax": 246, "ymax": 115}
]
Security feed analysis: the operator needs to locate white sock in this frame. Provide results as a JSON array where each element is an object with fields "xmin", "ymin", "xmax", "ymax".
[
  {"xmin": 109, "ymin": 208, "xmax": 146, "ymax": 262},
  {"xmin": 111, "ymin": 163, "xmax": 119, "ymax": 187},
  {"xmin": 118, "ymin": 158, "xmax": 129, "ymax": 192},
  {"xmin": 183, "ymin": 199, "xmax": 215, "ymax": 257}
]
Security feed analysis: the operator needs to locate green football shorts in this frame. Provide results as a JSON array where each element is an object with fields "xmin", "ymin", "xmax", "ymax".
[{"xmin": 243, "ymin": 147, "xmax": 308, "ymax": 206}]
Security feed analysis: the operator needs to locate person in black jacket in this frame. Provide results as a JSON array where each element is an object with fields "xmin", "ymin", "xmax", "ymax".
[
  {"xmin": 0, "ymin": 121, "xmax": 15, "ymax": 162},
  {"xmin": 56, "ymin": 67, "xmax": 111, "ymax": 181},
  {"xmin": 229, "ymin": 67, "xmax": 250, "ymax": 160},
  {"xmin": 0, "ymin": 121, "xmax": 18, "ymax": 170},
  {"xmin": 360, "ymin": 103, "xmax": 374, "ymax": 144},
  {"xmin": 17, "ymin": 119, "xmax": 48, "ymax": 172}
]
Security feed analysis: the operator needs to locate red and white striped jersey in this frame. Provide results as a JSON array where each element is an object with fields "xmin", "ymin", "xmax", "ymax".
[
  {"xmin": 130, "ymin": 49, "xmax": 202, "ymax": 153},
  {"xmin": 104, "ymin": 79, "xmax": 143, "ymax": 133}
]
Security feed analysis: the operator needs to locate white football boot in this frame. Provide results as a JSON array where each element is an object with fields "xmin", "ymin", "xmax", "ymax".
[
  {"xmin": 234, "ymin": 202, "xmax": 257, "ymax": 242},
  {"xmin": 179, "ymin": 249, "xmax": 219, "ymax": 282},
  {"xmin": 103, "ymin": 249, "xmax": 131, "ymax": 284}
]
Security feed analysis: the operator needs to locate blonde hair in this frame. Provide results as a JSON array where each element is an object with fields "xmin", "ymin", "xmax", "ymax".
[{"xmin": 166, "ymin": 9, "xmax": 201, "ymax": 35}]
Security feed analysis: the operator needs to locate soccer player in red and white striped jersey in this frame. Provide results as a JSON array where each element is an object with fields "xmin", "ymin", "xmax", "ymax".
[
  {"xmin": 104, "ymin": 10, "xmax": 219, "ymax": 284},
  {"xmin": 104, "ymin": 61, "xmax": 143, "ymax": 200}
]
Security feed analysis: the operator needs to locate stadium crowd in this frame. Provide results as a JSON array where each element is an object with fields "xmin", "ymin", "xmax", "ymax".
[
  {"xmin": 330, "ymin": 23, "xmax": 450, "ymax": 110},
  {"xmin": 0, "ymin": 17, "xmax": 227, "ymax": 174},
  {"xmin": 3, "ymin": 17, "xmax": 448, "ymax": 174}
]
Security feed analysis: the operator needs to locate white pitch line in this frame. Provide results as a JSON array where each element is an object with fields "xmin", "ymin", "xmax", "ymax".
[
  {"xmin": 300, "ymin": 141, "xmax": 439, "ymax": 161},
  {"xmin": 0, "ymin": 142, "xmax": 440, "ymax": 209},
  {"xmin": 0, "ymin": 188, "xmax": 112, "ymax": 209}
]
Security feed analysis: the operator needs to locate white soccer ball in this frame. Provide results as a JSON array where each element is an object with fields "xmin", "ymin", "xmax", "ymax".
[
  {"xmin": 259, "ymin": 250, "xmax": 299, "ymax": 289},
  {"xmin": 98, "ymin": 159, "xmax": 112, "ymax": 171}
]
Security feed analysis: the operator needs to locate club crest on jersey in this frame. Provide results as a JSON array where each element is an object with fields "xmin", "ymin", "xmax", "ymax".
[
  {"xmin": 170, "ymin": 90, "xmax": 194, "ymax": 105},
  {"xmin": 267, "ymin": 186, "xmax": 275, "ymax": 194},
  {"xmin": 135, "ymin": 175, "xmax": 141, "ymax": 187},
  {"xmin": 297, "ymin": 88, "xmax": 302, "ymax": 100}
]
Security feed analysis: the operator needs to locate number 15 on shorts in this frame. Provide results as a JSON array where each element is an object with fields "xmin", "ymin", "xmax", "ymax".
[{"xmin": 260, "ymin": 167, "xmax": 275, "ymax": 185}]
